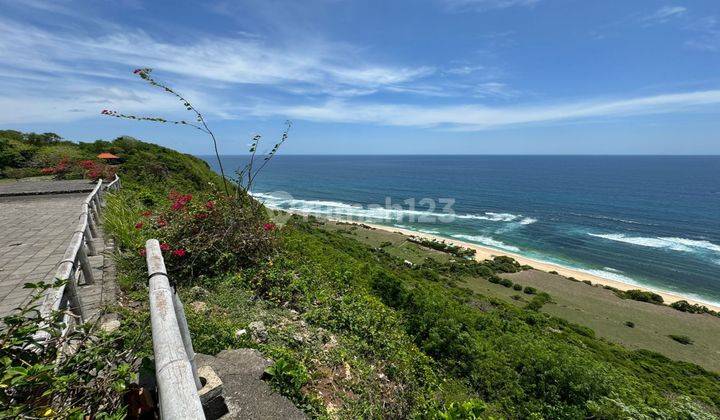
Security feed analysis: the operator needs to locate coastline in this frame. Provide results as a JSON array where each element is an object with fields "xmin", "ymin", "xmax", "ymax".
[{"xmin": 357, "ymin": 221, "xmax": 720, "ymax": 312}]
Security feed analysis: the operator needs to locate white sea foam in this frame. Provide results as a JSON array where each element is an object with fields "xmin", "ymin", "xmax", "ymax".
[
  {"xmin": 588, "ymin": 233, "xmax": 720, "ymax": 255},
  {"xmin": 450, "ymin": 234, "xmax": 521, "ymax": 252},
  {"xmin": 251, "ymin": 191, "xmax": 538, "ymax": 226}
]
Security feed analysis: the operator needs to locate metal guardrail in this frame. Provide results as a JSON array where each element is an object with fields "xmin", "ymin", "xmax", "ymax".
[
  {"xmin": 39, "ymin": 175, "xmax": 121, "ymax": 334},
  {"xmin": 145, "ymin": 239, "xmax": 205, "ymax": 419}
]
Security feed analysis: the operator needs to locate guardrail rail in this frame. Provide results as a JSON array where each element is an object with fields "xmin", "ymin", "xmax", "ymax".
[
  {"xmin": 38, "ymin": 174, "xmax": 121, "ymax": 335},
  {"xmin": 145, "ymin": 238, "xmax": 205, "ymax": 419}
]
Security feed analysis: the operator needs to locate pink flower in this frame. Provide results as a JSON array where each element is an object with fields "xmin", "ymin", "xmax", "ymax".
[
  {"xmin": 139, "ymin": 249, "xmax": 146, "ymax": 256},
  {"xmin": 156, "ymin": 219, "xmax": 167, "ymax": 228},
  {"xmin": 173, "ymin": 249, "xmax": 186, "ymax": 257},
  {"xmin": 140, "ymin": 210, "xmax": 152, "ymax": 217},
  {"xmin": 205, "ymin": 200, "xmax": 215, "ymax": 210},
  {"xmin": 160, "ymin": 243, "xmax": 170, "ymax": 252},
  {"xmin": 263, "ymin": 222, "xmax": 276, "ymax": 231},
  {"xmin": 170, "ymin": 193, "xmax": 193, "ymax": 211},
  {"xmin": 194, "ymin": 212, "xmax": 208, "ymax": 220},
  {"xmin": 135, "ymin": 222, "xmax": 143, "ymax": 229}
]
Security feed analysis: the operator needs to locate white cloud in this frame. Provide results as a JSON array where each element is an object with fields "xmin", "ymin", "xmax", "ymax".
[
  {"xmin": 445, "ymin": 65, "xmax": 485, "ymax": 75},
  {"xmin": 243, "ymin": 90, "xmax": 720, "ymax": 130},
  {"xmin": 441, "ymin": 0, "xmax": 540, "ymax": 12},
  {"xmin": 685, "ymin": 16, "xmax": 720, "ymax": 52},
  {"xmin": 0, "ymin": 17, "xmax": 433, "ymax": 96},
  {"xmin": 640, "ymin": 6, "xmax": 687, "ymax": 25}
]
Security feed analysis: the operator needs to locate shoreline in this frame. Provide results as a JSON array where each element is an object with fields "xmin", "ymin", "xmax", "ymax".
[{"xmin": 356, "ymin": 221, "xmax": 720, "ymax": 312}]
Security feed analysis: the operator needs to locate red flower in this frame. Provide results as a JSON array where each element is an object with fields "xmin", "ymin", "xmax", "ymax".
[
  {"xmin": 134, "ymin": 222, "xmax": 143, "ymax": 229},
  {"xmin": 194, "ymin": 212, "xmax": 208, "ymax": 220},
  {"xmin": 160, "ymin": 243, "xmax": 170, "ymax": 252},
  {"xmin": 173, "ymin": 249, "xmax": 186, "ymax": 257},
  {"xmin": 141, "ymin": 210, "xmax": 152, "ymax": 217},
  {"xmin": 263, "ymin": 222, "xmax": 276, "ymax": 231},
  {"xmin": 170, "ymin": 193, "xmax": 193, "ymax": 211},
  {"xmin": 41, "ymin": 167, "xmax": 56, "ymax": 175},
  {"xmin": 139, "ymin": 249, "xmax": 146, "ymax": 256},
  {"xmin": 205, "ymin": 200, "xmax": 215, "ymax": 210},
  {"xmin": 156, "ymin": 219, "xmax": 167, "ymax": 228}
]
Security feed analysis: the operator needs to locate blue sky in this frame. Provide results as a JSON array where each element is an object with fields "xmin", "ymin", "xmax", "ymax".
[{"xmin": 1, "ymin": 0, "xmax": 719, "ymax": 154}]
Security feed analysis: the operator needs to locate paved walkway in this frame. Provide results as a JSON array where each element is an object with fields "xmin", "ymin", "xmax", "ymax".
[
  {"xmin": 0, "ymin": 179, "xmax": 97, "ymax": 197},
  {"xmin": 0, "ymin": 192, "xmax": 116, "ymax": 320}
]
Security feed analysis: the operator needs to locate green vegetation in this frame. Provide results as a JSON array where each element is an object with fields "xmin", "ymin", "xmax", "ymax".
[
  {"xmin": 672, "ymin": 299, "xmax": 720, "ymax": 316},
  {"xmin": 615, "ymin": 289, "xmax": 665, "ymax": 305},
  {"xmin": 0, "ymin": 282, "xmax": 138, "ymax": 418},
  {"xmin": 4, "ymin": 131, "xmax": 720, "ymax": 418},
  {"xmin": 407, "ymin": 236, "xmax": 476, "ymax": 259},
  {"xmin": 669, "ymin": 335, "xmax": 694, "ymax": 345}
]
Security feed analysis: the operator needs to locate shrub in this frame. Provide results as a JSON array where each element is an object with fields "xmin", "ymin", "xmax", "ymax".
[
  {"xmin": 0, "ymin": 282, "xmax": 137, "ymax": 418},
  {"xmin": 371, "ymin": 272, "xmax": 409, "ymax": 308},
  {"xmin": 523, "ymin": 286, "xmax": 537, "ymax": 295},
  {"xmin": 618, "ymin": 289, "xmax": 664, "ymax": 305},
  {"xmin": 526, "ymin": 292, "xmax": 553, "ymax": 311},
  {"xmin": 582, "ymin": 280, "xmax": 593, "ymax": 285},
  {"xmin": 488, "ymin": 275, "xmax": 502, "ymax": 284},
  {"xmin": 513, "ymin": 284, "xmax": 522, "ymax": 291},
  {"xmin": 668, "ymin": 335, "xmax": 693, "ymax": 345},
  {"xmin": 432, "ymin": 399, "xmax": 486, "ymax": 419},
  {"xmin": 670, "ymin": 300, "xmax": 717, "ymax": 316},
  {"xmin": 264, "ymin": 355, "xmax": 310, "ymax": 404},
  {"xmin": 549, "ymin": 270, "xmax": 559, "ymax": 275},
  {"xmin": 486, "ymin": 256, "xmax": 522, "ymax": 273},
  {"xmin": 136, "ymin": 192, "xmax": 275, "ymax": 284},
  {"xmin": 379, "ymin": 241, "xmax": 392, "ymax": 248},
  {"xmin": 499, "ymin": 278, "xmax": 513, "ymax": 288},
  {"xmin": 625, "ymin": 321, "xmax": 635, "ymax": 328}
]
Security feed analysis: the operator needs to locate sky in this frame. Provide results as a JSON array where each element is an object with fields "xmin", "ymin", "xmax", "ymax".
[{"xmin": 1, "ymin": 0, "xmax": 720, "ymax": 155}]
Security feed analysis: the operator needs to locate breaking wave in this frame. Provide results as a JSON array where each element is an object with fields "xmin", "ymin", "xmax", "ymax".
[
  {"xmin": 450, "ymin": 234, "xmax": 521, "ymax": 252},
  {"xmin": 252, "ymin": 192, "xmax": 537, "ymax": 226},
  {"xmin": 588, "ymin": 233, "xmax": 720, "ymax": 255}
]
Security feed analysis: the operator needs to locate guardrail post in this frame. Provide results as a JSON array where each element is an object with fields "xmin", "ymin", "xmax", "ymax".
[
  {"xmin": 84, "ymin": 226, "xmax": 97, "ymax": 256},
  {"xmin": 77, "ymin": 245, "xmax": 95, "ymax": 285},
  {"xmin": 65, "ymin": 264, "xmax": 85, "ymax": 323},
  {"xmin": 87, "ymin": 208, "xmax": 99, "ymax": 237}
]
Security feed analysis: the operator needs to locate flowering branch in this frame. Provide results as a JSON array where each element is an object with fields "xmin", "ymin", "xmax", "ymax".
[{"xmin": 101, "ymin": 68, "xmax": 230, "ymax": 195}]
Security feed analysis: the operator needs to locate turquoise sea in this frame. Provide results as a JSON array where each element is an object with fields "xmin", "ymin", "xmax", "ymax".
[{"xmin": 203, "ymin": 155, "xmax": 720, "ymax": 307}]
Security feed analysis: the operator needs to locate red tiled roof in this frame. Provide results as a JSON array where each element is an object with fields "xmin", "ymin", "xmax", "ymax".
[{"xmin": 97, "ymin": 152, "xmax": 120, "ymax": 159}]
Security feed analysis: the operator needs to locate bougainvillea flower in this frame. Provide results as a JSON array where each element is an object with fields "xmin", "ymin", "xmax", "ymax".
[
  {"xmin": 160, "ymin": 243, "xmax": 171, "ymax": 251},
  {"xmin": 157, "ymin": 219, "xmax": 167, "ymax": 228},
  {"xmin": 194, "ymin": 212, "xmax": 208, "ymax": 220},
  {"xmin": 141, "ymin": 210, "xmax": 152, "ymax": 217},
  {"xmin": 173, "ymin": 249, "xmax": 186, "ymax": 257},
  {"xmin": 263, "ymin": 222, "xmax": 276, "ymax": 231},
  {"xmin": 135, "ymin": 222, "xmax": 143, "ymax": 229}
]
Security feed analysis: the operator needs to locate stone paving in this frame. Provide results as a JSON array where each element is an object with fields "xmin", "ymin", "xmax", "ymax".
[
  {"xmin": 0, "ymin": 192, "xmax": 116, "ymax": 320},
  {"xmin": 0, "ymin": 179, "xmax": 97, "ymax": 197}
]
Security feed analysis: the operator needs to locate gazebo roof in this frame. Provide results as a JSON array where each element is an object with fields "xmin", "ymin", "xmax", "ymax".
[{"xmin": 97, "ymin": 152, "xmax": 120, "ymax": 159}]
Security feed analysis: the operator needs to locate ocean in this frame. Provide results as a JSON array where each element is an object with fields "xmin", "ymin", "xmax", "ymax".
[{"xmin": 201, "ymin": 155, "xmax": 720, "ymax": 307}]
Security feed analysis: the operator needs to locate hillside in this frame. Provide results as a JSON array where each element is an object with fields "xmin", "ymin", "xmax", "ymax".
[{"xmin": 2, "ymin": 131, "xmax": 719, "ymax": 418}]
